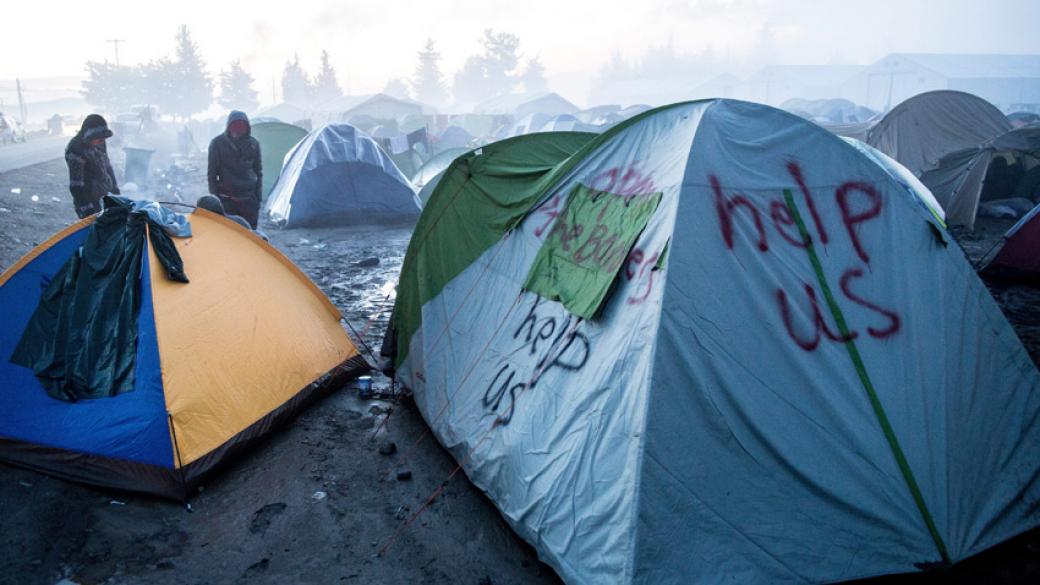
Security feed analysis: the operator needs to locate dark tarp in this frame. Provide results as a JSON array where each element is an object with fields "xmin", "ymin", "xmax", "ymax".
[{"xmin": 11, "ymin": 197, "xmax": 187, "ymax": 401}]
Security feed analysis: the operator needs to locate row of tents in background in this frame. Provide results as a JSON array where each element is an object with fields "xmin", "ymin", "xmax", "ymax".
[{"xmin": 253, "ymin": 89, "xmax": 1039, "ymax": 278}]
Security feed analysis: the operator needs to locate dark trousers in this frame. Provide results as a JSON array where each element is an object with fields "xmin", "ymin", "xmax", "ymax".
[
  {"xmin": 74, "ymin": 198, "xmax": 102, "ymax": 219},
  {"xmin": 217, "ymin": 193, "xmax": 260, "ymax": 229}
]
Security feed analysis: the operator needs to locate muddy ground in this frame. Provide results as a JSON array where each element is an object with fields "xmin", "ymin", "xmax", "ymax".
[{"xmin": 0, "ymin": 157, "xmax": 1038, "ymax": 585}]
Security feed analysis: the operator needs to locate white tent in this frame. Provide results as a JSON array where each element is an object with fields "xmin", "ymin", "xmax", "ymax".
[
  {"xmin": 866, "ymin": 90, "xmax": 1011, "ymax": 176},
  {"xmin": 390, "ymin": 99, "xmax": 1040, "ymax": 584},
  {"xmin": 919, "ymin": 126, "xmax": 1040, "ymax": 229},
  {"xmin": 265, "ymin": 124, "xmax": 420, "ymax": 227}
]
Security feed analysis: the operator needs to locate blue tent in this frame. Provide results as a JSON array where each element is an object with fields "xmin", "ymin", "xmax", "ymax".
[{"xmin": 265, "ymin": 124, "xmax": 421, "ymax": 228}]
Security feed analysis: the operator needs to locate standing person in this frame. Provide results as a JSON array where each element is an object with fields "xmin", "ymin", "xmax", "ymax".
[
  {"xmin": 65, "ymin": 114, "xmax": 120, "ymax": 218},
  {"xmin": 207, "ymin": 110, "xmax": 262, "ymax": 229}
]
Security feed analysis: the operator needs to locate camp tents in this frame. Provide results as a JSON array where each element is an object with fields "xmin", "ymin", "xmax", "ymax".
[
  {"xmin": 411, "ymin": 147, "xmax": 468, "ymax": 190},
  {"xmin": 0, "ymin": 202, "xmax": 366, "ymax": 500},
  {"xmin": 919, "ymin": 126, "xmax": 1040, "ymax": 229},
  {"xmin": 436, "ymin": 125, "xmax": 474, "ymax": 150},
  {"xmin": 388, "ymin": 99, "xmax": 1040, "ymax": 584},
  {"xmin": 980, "ymin": 202, "xmax": 1040, "ymax": 279},
  {"xmin": 536, "ymin": 114, "xmax": 602, "ymax": 134},
  {"xmin": 866, "ymin": 90, "xmax": 1011, "ymax": 176},
  {"xmin": 252, "ymin": 121, "xmax": 308, "ymax": 198},
  {"xmin": 266, "ymin": 124, "xmax": 421, "ymax": 228}
]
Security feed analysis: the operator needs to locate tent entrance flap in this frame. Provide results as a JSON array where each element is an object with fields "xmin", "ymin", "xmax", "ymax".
[{"xmin": 524, "ymin": 183, "xmax": 661, "ymax": 319}]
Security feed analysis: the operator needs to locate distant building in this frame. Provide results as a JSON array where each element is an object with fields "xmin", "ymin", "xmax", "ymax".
[
  {"xmin": 315, "ymin": 93, "xmax": 433, "ymax": 124},
  {"xmin": 474, "ymin": 92, "xmax": 579, "ymax": 118},
  {"xmin": 846, "ymin": 54, "xmax": 1040, "ymax": 112},
  {"xmin": 739, "ymin": 65, "xmax": 867, "ymax": 106}
]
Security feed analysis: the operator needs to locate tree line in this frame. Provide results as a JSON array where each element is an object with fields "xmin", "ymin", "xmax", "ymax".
[{"xmin": 81, "ymin": 26, "xmax": 550, "ymax": 117}]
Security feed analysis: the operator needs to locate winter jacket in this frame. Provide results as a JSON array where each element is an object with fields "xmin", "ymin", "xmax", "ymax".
[
  {"xmin": 65, "ymin": 114, "xmax": 119, "ymax": 209},
  {"xmin": 207, "ymin": 110, "xmax": 262, "ymax": 200}
]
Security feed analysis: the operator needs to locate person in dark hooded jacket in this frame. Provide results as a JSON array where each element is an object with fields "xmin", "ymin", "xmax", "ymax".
[
  {"xmin": 65, "ymin": 114, "xmax": 120, "ymax": 218},
  {"xmin": 207, "ymin": 110, "xmax": 262, "ymax": 228}
]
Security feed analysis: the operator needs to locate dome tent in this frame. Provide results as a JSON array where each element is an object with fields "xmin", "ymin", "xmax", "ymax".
[
  {"xmin": 0, "ymin": 203, "xmax": 367, "ymax": 499},
  {"xmin": 920, "ymin": 126, "xmax": 1040, "ymax": 229},
  {"xmin": 388, "ymin": 99, "xmax": 1040, "ymax": 584},
  {"xmin": 252, "ymin": 121, "xmax": 308, "ymax": 198},
  {"xmin": 265, "ymin": 124, "xmax": 421, "ymax": 228},
  {"xmin": 413, "ymin": 132, "xmax": 597, "ymax": 206},
  {"xmin": 866, "ymin": 90, "xmax": 1011, "ymax": 176},
  {"xmin": 979, "ymin": 201, "xmax": 1040, "ymax": 280}
]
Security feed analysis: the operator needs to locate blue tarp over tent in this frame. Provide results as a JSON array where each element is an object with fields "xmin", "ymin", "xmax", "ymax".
[{"xmin": 265, "ymin": 123, "xmax": 421, "ymax": 228}]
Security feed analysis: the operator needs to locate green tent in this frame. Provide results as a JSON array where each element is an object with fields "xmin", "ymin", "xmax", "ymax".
[{"xmin": 252, "ymin": 121, "xmax": 308, "ymax": 197}]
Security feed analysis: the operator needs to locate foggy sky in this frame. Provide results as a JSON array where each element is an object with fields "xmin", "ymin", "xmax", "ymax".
[{"xmin": 3, "ymin": 0, "xmax": 1038, "ymax": 104}]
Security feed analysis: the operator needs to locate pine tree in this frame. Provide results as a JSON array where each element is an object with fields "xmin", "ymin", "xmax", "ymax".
[
  {"xmin": 313, "ymin": 50, "xmax": 342, "ymax": 104},
  {"xmin": 282, "ymin": 55, "xmax": 312, "ymax": 105},
  {"xmin": 480, "ymin": 29, "xmax": 520, "ymax": 95},
  {"xmin": 383, "ymin": 78, "xmax": 411, "ymax": 100},
  {"xmin": 520, "ymin": 57, "xmax": 548, "ymax": 94},
  {"xmin": 165, "ymin": 25, "xmax": 213, "ymax": 118},
  {"xmin": 411, "ymin": 39, "xmax": 447, "ymax": 106},
  {"xmin": 81, "ymin": 62, "xmax": 138, "ymax": 113},
  {"xmin": 219, "ymin": 60, "xmax": 259, "ymax": 112}
]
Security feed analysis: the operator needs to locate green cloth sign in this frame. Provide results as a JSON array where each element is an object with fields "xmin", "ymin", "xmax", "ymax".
[{"xmin": 524, "ymin": 183, "xmax": 661, "ymax": 319}]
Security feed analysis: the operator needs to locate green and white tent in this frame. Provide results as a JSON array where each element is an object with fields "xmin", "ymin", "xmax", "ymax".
[
  {"xmin": 388, "ymin": 99, "xmax": 1040, "ymax": 584},
  {"xmin": 252, "ymin": 121, "xmax": 308, "ymax": 197}
]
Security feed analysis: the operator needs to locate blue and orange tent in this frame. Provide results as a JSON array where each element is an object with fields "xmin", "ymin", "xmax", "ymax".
[{"xmin": 0, "ymin": 205, "xmax": 367, "ymax": 499}]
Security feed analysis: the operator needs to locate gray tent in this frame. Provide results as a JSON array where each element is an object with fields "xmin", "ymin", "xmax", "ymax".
[
  {"xmin": 920, "ymin": 126, "xmax": 1040, "ymax": 229},
  {"xmin": 867, "ymin": 91, "xmax": 1011, "ymax": 176}
]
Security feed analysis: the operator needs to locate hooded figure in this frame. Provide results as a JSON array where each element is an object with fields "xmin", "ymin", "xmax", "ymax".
[
  {"xmin": 207, "ymin": 110, "xmax": 263, "ymax": 228},
  {"xmin": 65, "ymin": 114, "xmax": 119, "ymax": 218}
]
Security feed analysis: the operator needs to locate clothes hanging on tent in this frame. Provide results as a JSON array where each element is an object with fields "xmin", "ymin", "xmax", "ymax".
[{"xmin": 11, "ymin": 196, "xmax": 188, "ymax": 402}]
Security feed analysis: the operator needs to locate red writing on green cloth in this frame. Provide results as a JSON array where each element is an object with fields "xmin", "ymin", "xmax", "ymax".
[{"xmin": 524, "ymin": 183, "xmax": 662, "ymax": 319}]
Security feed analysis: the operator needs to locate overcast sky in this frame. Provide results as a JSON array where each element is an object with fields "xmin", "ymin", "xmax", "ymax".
[{"xmin": 2, "ymin": 0, "xmax": 1038, "ymax": 104}]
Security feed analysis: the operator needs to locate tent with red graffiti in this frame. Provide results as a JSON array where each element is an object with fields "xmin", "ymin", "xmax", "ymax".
[
  {"xmin": 385, "ymin": 99, "xmax": 1040, "ymax": 585},
  {"xmin": 979, "ymin": 201, "xmax": 1040, "ymax": 279},
  {"xmin": 866, "ymin": 90, "xmax": 1011, "ymax": 176}
]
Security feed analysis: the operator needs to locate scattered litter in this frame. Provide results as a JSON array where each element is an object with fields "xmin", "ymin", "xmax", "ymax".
[
  {"xmin": 313, "ymin": 243, "xmax": 327, "ymax": 250},
  {"xmin": 357, "ymin": 376, "xmax": 374, "ymax": 399},
  {"xmin": 30, "ymin": 195, "xmax": 39, "ymax": 203},
  {"xmin": 396, "ymin": 470, "xmax": 412, "ymax": 482},
  {"xmin": 18, "ymin": 480, "xmax": 33, "ymax": 488},
  {"xmin": 378, "ymin": 441, "xmax": 397, "ymax": 456},
  {"xmin": 0, "ymin": 207, "xmax": 9, "ymax": 213},
  {"xmin": 298, "ymin": 238, "xmax": 311, "ymax": 245},
  {"xmin": 50, "ymin": 197, "xmax": 61, "ymax": 203},
  {"xmin": 109, "ymin": 499, "xmax": 126, "ymax": 506},
  {"xmin": 10, "ymin": 188, "xmax": 21, "ymax": 194},
  {"xmin": 312, "ymin": 491, "xmax": 327, "ymax": 501}
]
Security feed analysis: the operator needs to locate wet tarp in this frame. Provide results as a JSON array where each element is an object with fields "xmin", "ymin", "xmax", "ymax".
[{"xmin": 11, "ymin": 197, "xmax": 188, "ymax": 401}]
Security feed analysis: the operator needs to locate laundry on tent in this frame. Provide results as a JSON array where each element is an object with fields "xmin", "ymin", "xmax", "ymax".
[
  {"xmin": 866, "ymin": 90, "xmax": 1011, "ymax": 176},
  {"xmin": 387, "ymin": 99, "xmax": 1040, "ymax": 585},
  {"xmin": 252, "ymin": 121, "xmax": 308, "ymax": 198},
  {"xmin": 920, "ymin": 126, "xmax": 1040, "ymax": 229},
  {"xmin": 0, "ymin": 199, "xmax": 367, "ymax": 500},
  {"xmin": 265, "ymin": 123, "xmax": 421, "ymax": 228}
]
